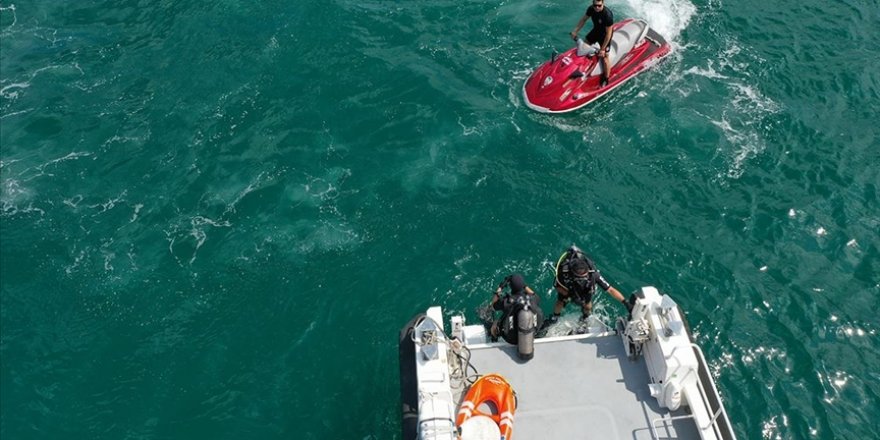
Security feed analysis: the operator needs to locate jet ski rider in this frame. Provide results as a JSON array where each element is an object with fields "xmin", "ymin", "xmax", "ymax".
[
  {"xmin": 570, "ymin": 0, "xmax": 614, "ymax": 87},
  {"xmin": 488, "ymin": 274, "xmax": 544, "ymax": 344},
  {"xmin": 545, "ymin": 245, "xmax": 631, "ymax": 329}
]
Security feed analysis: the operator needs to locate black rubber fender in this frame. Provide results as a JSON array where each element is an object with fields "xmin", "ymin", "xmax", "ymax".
[{"xmin": 399, "ymin": 314, "xmax": 425, "ymax": 440}]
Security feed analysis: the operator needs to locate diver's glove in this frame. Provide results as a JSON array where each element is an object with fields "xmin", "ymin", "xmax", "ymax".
[{"xmin": 498, "ymin": 276, "xmax": 511, "ymax": 290}]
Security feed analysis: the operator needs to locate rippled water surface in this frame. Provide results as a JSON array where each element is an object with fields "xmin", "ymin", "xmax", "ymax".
[{"xmin": 2, "ymin": 0, "xmax": 878, "ymax": 439}]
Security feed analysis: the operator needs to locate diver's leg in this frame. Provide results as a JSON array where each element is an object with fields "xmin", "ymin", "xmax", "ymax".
[
  {"xmin": 541, "ymin": 291, "xmax": 566, "ymax": 332},
  {"xmin": 600, "ymin": 29, "xmax": 612, "ymax": 86},
  {"xmin": 574, "ymin": 302, "xmax": 594, "ymax": 334},
  {"xmin": 581, "ymin": 301, "xmax": 593, "ymax": 319},
  {"xmin": 602, "ymin": 55, "xmax": 611, "ymax": 85},
  {"xmin": 552, "ymin": 283, "xmax": 569, "ymax": 315},
  {"xmin": 553, "ymin": 299, "xmax": 565, "ymax": 315}
]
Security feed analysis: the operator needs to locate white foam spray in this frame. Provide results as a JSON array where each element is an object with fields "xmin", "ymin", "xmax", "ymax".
[{"xmin": 618, "ymin": 0, "xmax": 696, "ymax": 42}]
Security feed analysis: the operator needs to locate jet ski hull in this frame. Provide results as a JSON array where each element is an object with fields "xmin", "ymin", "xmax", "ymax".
[{"xmin": 523, "ymin": 19, "xmax": 671, "ymax": 114}]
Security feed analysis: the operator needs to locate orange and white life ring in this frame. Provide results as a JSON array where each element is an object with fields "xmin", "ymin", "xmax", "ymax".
[{"xmin": 456, "ymin": 374, "xmax": 516, "ymax": 440}]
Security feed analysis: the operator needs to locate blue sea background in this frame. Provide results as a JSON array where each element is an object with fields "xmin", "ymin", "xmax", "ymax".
[{"xmin": 1, "ymin": 0, "xmax": 878, "ymax": 438}]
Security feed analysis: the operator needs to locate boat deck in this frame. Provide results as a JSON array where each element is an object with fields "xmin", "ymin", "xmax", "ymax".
[{"xmin": 457, "ymin": 333, "xmax": 701, "ymax": 440}]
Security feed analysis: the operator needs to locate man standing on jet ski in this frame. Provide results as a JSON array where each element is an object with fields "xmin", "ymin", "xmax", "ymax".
[
  {"xmin": 570, "ymin": 0, "xmax": 614, "ymax": 87},
  {"xmin": 544, "ymin": 245, "xmax": 632, "ymax": 331}
]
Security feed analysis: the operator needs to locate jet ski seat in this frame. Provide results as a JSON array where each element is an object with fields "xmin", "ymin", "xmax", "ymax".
[{"xmin": 592, "ymin": 19, "xmax": 649, "ymax": 75}]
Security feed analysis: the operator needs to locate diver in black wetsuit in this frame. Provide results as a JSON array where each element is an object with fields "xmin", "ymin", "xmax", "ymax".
[
  {"xmin": 488, "ymin": 274, "xmax": 544, "ymax": 345},
  {"xmin": 570, "ymin": 0, "xmax": 615, "ymax": 87},
  {"xmin": 542, "ymin": 245, "xmax": 632, "ymax": 333}
]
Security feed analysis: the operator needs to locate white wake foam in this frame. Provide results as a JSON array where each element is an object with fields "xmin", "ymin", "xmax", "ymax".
[
  {"xmin": 619, "ymin": 0, "xmax": 696, "ymax": 42},
  {"xmin": 0, "ymin": 4, "xmax": 16, "ymax": 35}
]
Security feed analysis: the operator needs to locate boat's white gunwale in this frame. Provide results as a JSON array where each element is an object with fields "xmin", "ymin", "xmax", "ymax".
[{"xmin": 462, "ymin": 329, "xmax": 618, "ymax": 350}]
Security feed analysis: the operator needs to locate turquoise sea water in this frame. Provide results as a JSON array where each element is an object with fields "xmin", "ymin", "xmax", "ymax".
[{"xmin": 1, "ymin": 0, "xmax": 878, "ymax": 438}]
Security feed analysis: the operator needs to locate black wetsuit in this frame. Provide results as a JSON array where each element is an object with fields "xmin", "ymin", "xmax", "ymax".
[
  {"xmin": 585, "ymin": 5, "xmax": 614, "ymax": 47},
  {"xmin": 555, "ymin": 252, "xmax": 612, "ymax": 305},
  {"xmin": 493, "ymin": 290, "xmax": 543, "ymax": 344}
]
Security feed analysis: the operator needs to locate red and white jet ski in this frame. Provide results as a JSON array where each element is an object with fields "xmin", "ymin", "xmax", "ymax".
[{"xmin": 523, "ymin": 18, "xmax": 671, "ymax": 113}]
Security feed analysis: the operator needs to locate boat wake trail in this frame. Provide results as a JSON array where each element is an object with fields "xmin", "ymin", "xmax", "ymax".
[
  {"xmin": 619, "ymin": 0, "xmax": 696, "ymax": 43},
  {"xmin": 681, "ymin": 35, "xmax": 782, "ymax": 179}
]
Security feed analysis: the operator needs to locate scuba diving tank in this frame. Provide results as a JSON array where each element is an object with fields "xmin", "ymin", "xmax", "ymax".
[{"xmin": 516, "ymin": 307, "xmax": 536, "ymax": 360}]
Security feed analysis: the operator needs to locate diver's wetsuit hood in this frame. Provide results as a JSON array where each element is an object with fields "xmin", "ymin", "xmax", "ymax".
[{"xmin": 508, "ymin": 274, "xmax": 526, "ymax": 295}]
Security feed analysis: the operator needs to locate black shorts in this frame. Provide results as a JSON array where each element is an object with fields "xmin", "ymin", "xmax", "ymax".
[{"xmin": 586, "ymin": 28, "xmax": 612, "ymax": 51}]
